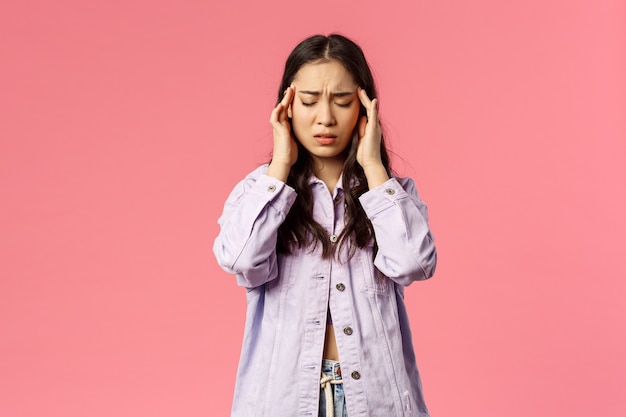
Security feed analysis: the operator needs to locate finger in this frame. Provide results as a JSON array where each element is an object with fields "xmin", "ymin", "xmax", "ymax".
[
  {"xmin": 286, "ymin": 84, "xmax": 295, "ymax": 118},
  {"xmin": 270, "ymin": 102, "xmax": 280, "ymax": 123},
  {"xmin": 272, "ymin": 102, "xmax": 291, "ymax": 127},
  {"xmin": 288, "ymin": 84, "xmax": 295, "ymax": 104},
  {"xmin": 281, "ymin": 85, "xmax": 295, "ymax": 108},
  {"xmin": 357, "ymin": 87, "xmax": 372, "ymax": 109},
  {"xmin": 276, "ymin": 86, "xmax": 294, "ymax": 121},
  {"xmin": 270, "ymin": 102, "xmax": 284, "ymax": 124},
  {"xmin": 358, "ymin": 88, "xmax": 379, "ymax": 125},
  {"xmin": 280, "ymin": 89, "xmax": 289, "ymax": 108},
  {"xmin": 271, "ymin": 86, "xmax": 291, "ymax": 122},
  {"xmin": 369, "ymin": 98, "xmax": 379, "ymax": 123}
]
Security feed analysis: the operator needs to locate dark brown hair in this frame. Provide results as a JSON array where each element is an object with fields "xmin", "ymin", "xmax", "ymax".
[{"xmin": 275, "ymin": 34, "xmax": 392, "ymax": 258}]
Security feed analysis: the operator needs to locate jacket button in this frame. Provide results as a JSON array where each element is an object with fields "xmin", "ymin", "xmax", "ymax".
[
  {"xmin": 330, "ymin": 234, "xmax": 338, "ymax": 243},
  {"xmin": 385, "ymin": 188, "xmax": 395, "ymax": 195},
  {"xmin": 351, "ymin": 371, "xmax": 361, "ymax": 380},
  {"xmin": 267, "ymin": 185, "xmax": 276, "ymax": 192},
  {"xmin": 336, "ymin": 283, "xmax": 345, "ymax": 291},
  {"xmin": 343, "ymin": 327, "xmax": 353, "ymax": 336}
]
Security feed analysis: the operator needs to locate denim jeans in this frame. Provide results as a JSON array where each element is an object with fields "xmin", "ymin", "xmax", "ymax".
[{"xmin": 319, "ymin": 359, "xmax": 347, "ymax": 417}]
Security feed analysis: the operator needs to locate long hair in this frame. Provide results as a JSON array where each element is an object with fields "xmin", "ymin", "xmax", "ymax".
[{"xmin": 275, "ymin": 34, "xmax": 392, "ymax": 259}]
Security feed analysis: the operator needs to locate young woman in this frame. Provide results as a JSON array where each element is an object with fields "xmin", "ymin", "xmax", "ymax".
[{"xmin": 213, "ymin": 34, "xmax": 437, "ymax": 417}]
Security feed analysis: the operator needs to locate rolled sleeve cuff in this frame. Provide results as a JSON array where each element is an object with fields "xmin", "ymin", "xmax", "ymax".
[
  {"xmin": 252, "ymin": 174, "xmax": 297, "ymax": 215},
  {"xmin": 358, "ymin": 178, "xmax": 407, "ymax": 218}
]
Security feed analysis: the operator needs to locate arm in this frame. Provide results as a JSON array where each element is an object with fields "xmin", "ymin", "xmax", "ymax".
[
  {"xmin": 213, "ymin": 86, "xmax": 300, "ymax": 288},
  {"xmin": 355, "ymin": 88, "xmax": 436, "ymax": 285},
  {"xmin": 357, "ymin": 89, "xmax": 437, "ymax": 285},
  {"xmin": 213, "ymin": 166, "xmax": 297, "ymax": 288},
  {"xmin": 359, "ymin": 176, "xmax": 437, "ymax": 286}
]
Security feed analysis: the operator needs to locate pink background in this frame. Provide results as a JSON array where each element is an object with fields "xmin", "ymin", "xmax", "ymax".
[{"xmin": 1, "ymin": 1, "xmax": 625, "ymax": 416}]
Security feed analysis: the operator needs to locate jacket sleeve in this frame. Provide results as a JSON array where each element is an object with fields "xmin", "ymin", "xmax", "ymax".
[
  {"xmin": 213, "ymin": 166, "xmax": 297, "ymax": 288},
  {"xmin": 358, "ymin": 176, "xmax": 437, "ymax": 286}
]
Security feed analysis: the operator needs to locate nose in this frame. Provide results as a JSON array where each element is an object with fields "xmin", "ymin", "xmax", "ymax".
[{"xmin": 316, "ymin": 101, "xmax": 336, "ymax": 126}]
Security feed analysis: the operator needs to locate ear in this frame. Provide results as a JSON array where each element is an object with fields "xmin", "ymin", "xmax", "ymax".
[{"xmin": 288, "ymin": 104, "xmax": 293, "ymax": 118}]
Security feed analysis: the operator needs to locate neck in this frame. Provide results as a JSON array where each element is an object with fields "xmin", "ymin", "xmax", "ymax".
[{"xmin": 312, "ymin": 156, "xmax": 344, "ymax": 192}]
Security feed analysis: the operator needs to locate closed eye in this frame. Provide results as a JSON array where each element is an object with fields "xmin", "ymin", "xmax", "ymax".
[{"xmin": 301, "ymin": 101, "xmax": 353, "ymax": 107}]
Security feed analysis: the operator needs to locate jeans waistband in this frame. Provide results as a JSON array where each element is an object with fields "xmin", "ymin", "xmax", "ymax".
[{"xmin": 321, "ymin": 359, "xmax": 342, "ymax": 380}]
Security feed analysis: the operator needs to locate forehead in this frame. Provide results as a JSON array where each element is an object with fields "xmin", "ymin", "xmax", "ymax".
[{"xmin": 293, "ymin": 60, "xmax": 356, "ymax": 89}]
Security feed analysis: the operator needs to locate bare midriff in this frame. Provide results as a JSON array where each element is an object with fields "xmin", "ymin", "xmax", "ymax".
[{"xmin": 323, "ymin": 324, "xmax": 340, "ymax": 361}]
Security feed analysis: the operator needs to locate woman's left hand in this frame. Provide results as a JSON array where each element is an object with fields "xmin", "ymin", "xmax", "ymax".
[
  {"xmin": 356, "ymin": 87, "xmax": 383, "ymax": 169},
  {"xmin": 356, "ymin": 88, "xmax": 389, "ymax": 188}
]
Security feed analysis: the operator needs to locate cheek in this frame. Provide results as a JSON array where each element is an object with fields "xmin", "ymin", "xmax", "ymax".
[
  {"xmin": 345, "ymin": 107, "xmax": 360, "ymax": 129},
  {"xmin": 291, "ymin": 104, "xmax": 311, "ymax": 123},
  {"xmin": 290, "ymin": 108, "xmax": 309, "ymax": 138}
]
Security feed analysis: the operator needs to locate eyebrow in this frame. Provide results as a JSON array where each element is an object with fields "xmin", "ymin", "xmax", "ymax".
[{"xmin": 298, "ymin": 90, "xmax": 355, "ymax": 98}]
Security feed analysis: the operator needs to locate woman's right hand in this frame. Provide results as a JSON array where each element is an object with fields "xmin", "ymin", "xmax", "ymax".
[{"xmin": 267, "ymin": 85, "xmax": 297, "ymax": 182}]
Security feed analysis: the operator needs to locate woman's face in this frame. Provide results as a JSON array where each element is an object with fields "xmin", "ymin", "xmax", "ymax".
[{"xmin": 290, "ymin": 60, "xmax": 360, "ymax": 165}]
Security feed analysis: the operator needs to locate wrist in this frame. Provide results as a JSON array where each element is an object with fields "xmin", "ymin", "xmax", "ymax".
[
  {"xmin": 362, "ymin": 163, "xmax": 389, "ymax": 189},
  {"xmin": 267, "ymin": 161, "xmax": 291, "ymax": 183}
]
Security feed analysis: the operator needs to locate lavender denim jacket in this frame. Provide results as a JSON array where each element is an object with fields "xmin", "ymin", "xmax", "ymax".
[{"xmin": 213, "ymin": 165, "xmax": 437, "ymax": 417}]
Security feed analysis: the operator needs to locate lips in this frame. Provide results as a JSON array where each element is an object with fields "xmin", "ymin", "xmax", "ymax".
[{"xmin": 314, "ymin": 133, "xmax": 337, "ymax": 145}]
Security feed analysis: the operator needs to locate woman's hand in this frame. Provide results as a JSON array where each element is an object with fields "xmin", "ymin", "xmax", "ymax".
[
  {"xmin": 357, "ymin": 87, "xmax": 389, "ymax": 188},
  {"xmin": 267, "ymin": 85, "xmax": 298, "ymax": 182}
]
